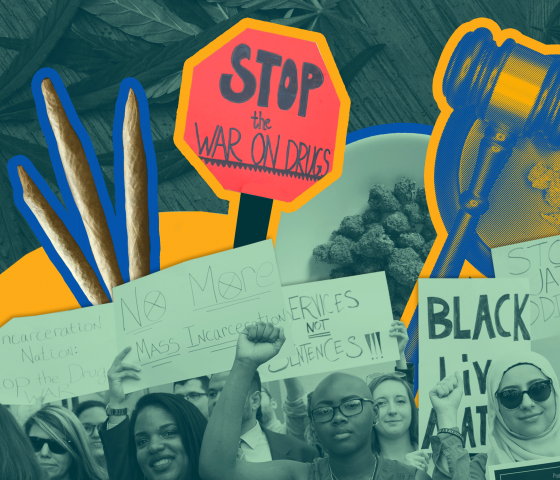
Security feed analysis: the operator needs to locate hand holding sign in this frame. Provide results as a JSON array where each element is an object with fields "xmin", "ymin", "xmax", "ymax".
[
  {"xmin": 107, "ymin": 346, "xmax": 140, "ymax": 406},
  {"xmin": 390, "ymin": 319, "xmax": 409, "ymax": 356},
  {"xmin": 405, "ymin": 450, "xmax": 431, "ymax": 472},
  {"xmin": 236, "ymin": 322, "xmax": 285, "ymax": 369},
  {"xmin": 113, "ymin": 240, "xmax": 293, "ymax": 393},
  {"xmin": 429, "ymin": 372, "xmax": 463, "ymax": 428}
]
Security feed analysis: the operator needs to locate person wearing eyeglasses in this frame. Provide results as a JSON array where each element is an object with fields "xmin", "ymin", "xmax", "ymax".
[
  {"xmin": 199, "ymin": 321, "xmax": 431, "ymax": 480},
  {"xmin": 429, "ymin": 351, "xmax": 560, "ymax": 480},
  {"xmin": 173, "ymin": 377, "xmax": 210, "ymax": 419},
  {"xmin": 73, "ymin": 401, "xmax": 108, "ymax": 471},
  {"xmin": 24, "ymin": 405, "xmax": 107, "ymax": 480},
  {"xmin": 302, "ymin": 320, "xmax": 417, "ymax": 461}
]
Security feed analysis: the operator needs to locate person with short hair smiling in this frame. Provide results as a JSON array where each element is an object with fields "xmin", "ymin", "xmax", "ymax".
[{"xmin": 173, "ymin": 377, "xmax": 210, "ymax": 419}]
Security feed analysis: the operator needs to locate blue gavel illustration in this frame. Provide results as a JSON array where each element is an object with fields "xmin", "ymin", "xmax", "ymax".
[{"xmin": 431, "ymin": 27, "xmax": 560, "ymax": 278}]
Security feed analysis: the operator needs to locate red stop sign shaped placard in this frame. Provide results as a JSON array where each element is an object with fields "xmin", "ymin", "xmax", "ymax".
[{"xmin": 175, "ymin": 19, "xmax": 350, "ymax": 206}]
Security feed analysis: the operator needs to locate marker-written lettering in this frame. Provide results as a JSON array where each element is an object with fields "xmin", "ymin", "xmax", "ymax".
[{"xmin": 189, "ymin": 262, "xmax": 275, "ymax": 309}]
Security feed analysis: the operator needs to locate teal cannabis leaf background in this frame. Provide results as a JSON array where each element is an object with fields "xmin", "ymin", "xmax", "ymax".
[
  {"xmin": 0, "ymin": 0, "xmax": 536, "ymax": 274},
  {"xmin": 0, "ymin": 0, "xmax": 382, "ymax": 273}
]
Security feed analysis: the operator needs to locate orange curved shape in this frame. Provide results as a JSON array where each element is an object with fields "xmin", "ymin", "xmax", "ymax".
[
  {"xmin": 0, "ymin": 206, "xmax": 241, "ymax": 327},
  {"xmin": 2, "ymin": 19, "xmax": 351, "ymax": 328}
]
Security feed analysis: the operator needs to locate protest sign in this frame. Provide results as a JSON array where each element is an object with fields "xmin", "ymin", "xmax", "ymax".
[
  {"xmin": 113, "ymin": 240, "xmax": 292, "ymax": 393},
  {"xmin": 176, "ymin": 19, "xmax": 349, "ymax": 204},
  {"xmin": 0, "ymin": 303, "xmax": 115, "ymax": 405},
  {"xmin": 418, "ymin": 278, "xmax": 531, "ymax": 453},
  {"xmin": 492, "ymin": 235, "xmax": 560, "ymax": 340},
  {"xmin": 174, "ymin": 19, "xmax": 350, "ymax": 249},
  {"xmin": 259, "ymin": 272, "xmax": 399, "ymax": 382},
  {"xmin": 487, "ymin": 457, "xmax": 560, "ymax": 480}
]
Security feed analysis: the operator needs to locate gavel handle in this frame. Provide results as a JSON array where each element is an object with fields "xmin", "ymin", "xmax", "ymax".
[
  {"xmin": 431, "ymin": 211, "xmax": 481, "ymax": 277},
  {"xmin": 431, "ymin": 124, "xmax": 517, "ymax": 278}
]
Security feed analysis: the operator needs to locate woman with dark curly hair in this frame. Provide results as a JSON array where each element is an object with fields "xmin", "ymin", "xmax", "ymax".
[
  {"xmin": 99, "ymin": 347, "xmax": 207, "ymax": 480},
  {"xmin": 24, "ymin": 404, "xmax": 107, "ymax": 480},
  {"xmin": 0, "ymin": 403, "xmax": 46, "ymax": 480}
]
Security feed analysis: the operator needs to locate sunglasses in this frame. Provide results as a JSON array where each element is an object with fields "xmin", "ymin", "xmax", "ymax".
[
  {"xmin": 29, "ymin": 436, "xmax": 71, "ymax": 455},
  {"xmin": 495, "ymin": 380, "xmax": 553, "ymax": 410}
]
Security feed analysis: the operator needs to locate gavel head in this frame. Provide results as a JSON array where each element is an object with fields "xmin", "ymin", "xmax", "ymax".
[{"xmin": 442, "ymin": 28, "xmax": 560, "ymax": 147}]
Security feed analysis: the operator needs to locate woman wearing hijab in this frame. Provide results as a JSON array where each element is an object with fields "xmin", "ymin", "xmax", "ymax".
[
  {"xmin": 428, "ymin": 350, "xmax": 560, "ymax": 480},
  {"xmin": 199, "ymin": 321, "xmax": 431, "ymax": 480}
]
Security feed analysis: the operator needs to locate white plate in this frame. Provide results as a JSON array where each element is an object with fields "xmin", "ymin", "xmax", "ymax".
[{"xmin": 276, "ymin": 132, "xmax": 430, "ymax": 286}]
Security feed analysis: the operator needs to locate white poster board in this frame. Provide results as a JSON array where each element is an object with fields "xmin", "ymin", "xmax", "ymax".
[
  {"xmin": 418, "ymin": 278, "xmax": 531, "ymax": 454},
  {"xmin": 113, "ymin": 240, "xmax": 293, "ymax": 393},
  {"xmin": 259, "ymin": 272, "xmax": 400, "ymax": 382},
  {"xmin": 0, "ymin": 304, "xmax": 116, "ymax": 405},
  {"xmin": 487, "ymin": 456, "xmax": 560, "ymax": 480},
  {"xmin": 492, "ymin": 235, "xmax": 560, "ymax": 340}
]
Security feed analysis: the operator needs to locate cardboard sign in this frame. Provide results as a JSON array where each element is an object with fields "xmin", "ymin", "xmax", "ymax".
[
  {"xmin": 418, "ymin": 278, "xmax": 531, "ymax": 454},
  {"xmin": 0, "ymin": 304, "xmax": 116, "ymax": 405},
  {"xmin": 487, "ymin": 457, "xmax": 560, "ymax": 480},
  {"xmin": 175, "ymin": 19, "xmax": 349, "ymax": 205},
  {"xmin": 113, "ymin": 240, "xmax": 293, "ymax": 393},
  {"xmin": 259, "ymin": 272, "xmax": 400, "ymax": 382},
  {"xmin": 492, "ymin": 235, "xmax": 560, "ymax": 340}
]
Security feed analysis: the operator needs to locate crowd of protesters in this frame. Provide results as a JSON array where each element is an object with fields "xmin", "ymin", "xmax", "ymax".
[{"xmin": 2, "ymin": 319, "xmax": 557, "ymax": 480}]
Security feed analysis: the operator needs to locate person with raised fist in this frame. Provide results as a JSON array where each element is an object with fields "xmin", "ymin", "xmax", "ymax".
[
  {"xmin": 199, "ymin": 321, "xmax": 431, "ymax": 480},
  {"xmin": 429, "ymin": 351, "xmax": 560, "ymax": 480}
]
